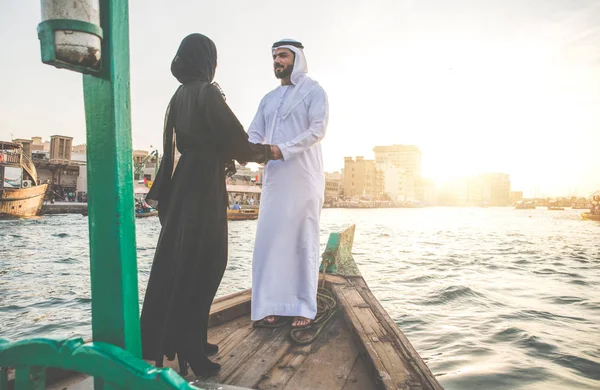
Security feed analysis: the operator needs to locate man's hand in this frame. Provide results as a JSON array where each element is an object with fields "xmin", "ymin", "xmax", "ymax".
[{"xmin": 270, "ymin": 145, "xmax": 283, "ymax": 160}]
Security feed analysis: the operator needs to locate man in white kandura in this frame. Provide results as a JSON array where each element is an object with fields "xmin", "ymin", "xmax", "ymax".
[{"xmin": 248, "ymin": 39, "xmax": 329, "ymax": 328}]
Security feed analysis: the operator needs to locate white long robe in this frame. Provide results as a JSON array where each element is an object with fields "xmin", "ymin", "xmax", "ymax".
[{"xmin": 248, "ymin": 79, "xmax": 328, "ymax": 321}]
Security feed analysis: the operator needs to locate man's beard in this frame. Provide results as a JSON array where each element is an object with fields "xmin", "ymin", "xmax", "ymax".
[{"xmin": 274, "ymin": 64, "xmax": 293, "ymax": 79}]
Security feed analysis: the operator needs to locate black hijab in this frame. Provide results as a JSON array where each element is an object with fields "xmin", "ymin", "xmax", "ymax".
[
  {"xmin": 148, "ymin": 33, "xmax": 240, "ymax": 216},
  {"xmin": 171, "ymin": 33, "xmax": 217, "ymax": 84}
]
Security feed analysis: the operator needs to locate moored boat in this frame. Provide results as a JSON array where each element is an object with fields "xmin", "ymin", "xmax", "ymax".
[
  {"xmin": 0, "ymin": 141, "xmax": 48, "ymax": 218},
  {"xmin": 547, "ymin": 200, "xmax": 564, "ymax": 210},
  {"xmin": 227, "ymin": 208, "xmax": 259, "ymax": 221},
  {"xmin": 581, "ymin": 212, "xmax": 600, "ymax": 221},
  {"xmin": 136, "ymin": 210, "xmax": 158, "ymax": 218},
  {"xmin": 515, "ymin": 200, "xmax": 536, "ymax": 209},
  {"xmin": 582, "ymin": 191, "xmax": 600, "ymax": 220}
]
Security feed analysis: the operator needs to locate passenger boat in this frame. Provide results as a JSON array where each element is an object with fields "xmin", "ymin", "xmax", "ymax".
[
  {"xmin": 547, "ymin": 202, "xmax": 564, "ymax": 211},
  {"xmin": 515, "ymin": 200, "xmax": 536, "ymax": 209},
  {"xmin": 581, "ymin": 212, "xmax": 600, "ymax": 221},
  {"xmin": 0, "ymin": 141, "xmax": 48, "ymax": 218},
  {"xmin": 582, "ymin": 191, "xmax": 600, "ymax": 220},
  {"xmin": 135, "ymin": 210, "xmax": 158, "ymax": 218},
  {"xmin": 227, "ymin": 208, "xmax": 259, "ymax": 221}
]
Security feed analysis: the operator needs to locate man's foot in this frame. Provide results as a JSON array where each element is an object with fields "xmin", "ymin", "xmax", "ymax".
[
  {"xmin": 291, "ymin": 317, "xmax": 312, "ymax": 328},
  {"xmin": 253, "ymin": 315, "xmax": 289, "ymax": 328}
]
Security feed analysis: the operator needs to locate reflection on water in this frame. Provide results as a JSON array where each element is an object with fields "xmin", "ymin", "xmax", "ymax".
[{"xmin": 1, "ymin": 207, "xmax": 599, "ymax": 389}]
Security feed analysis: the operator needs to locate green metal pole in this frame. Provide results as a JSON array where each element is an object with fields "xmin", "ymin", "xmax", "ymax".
[{"xmin": 82, "ymin": 0, "xmax": 141, "ymax": 365}]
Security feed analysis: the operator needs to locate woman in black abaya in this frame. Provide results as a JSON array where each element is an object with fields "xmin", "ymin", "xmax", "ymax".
[{"xmin": 140, "ymin": 33, "xmax": 271, "ymax": 377}]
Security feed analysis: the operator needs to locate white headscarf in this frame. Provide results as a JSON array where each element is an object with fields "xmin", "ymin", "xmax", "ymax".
[
  {"xmin": 271, "ymin": 40, "xmax": 319, "ymax": 119},
  {"xmin": 271, "ymin": 43, "xmax": 308, "ymax": 85}
]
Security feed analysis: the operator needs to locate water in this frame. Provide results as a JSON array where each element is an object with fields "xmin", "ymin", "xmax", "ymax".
[{"xmin": 1, "ymin": 207, "xmax": 599, "ymax": 389}]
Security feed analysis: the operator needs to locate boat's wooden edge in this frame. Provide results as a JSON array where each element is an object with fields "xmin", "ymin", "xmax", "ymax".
[
  {"xmin": 327, "ymin": 276, "xmax": 444, "ymax": 390},
  {"xmin": 209, "ymin": 289, "xmax": 252, "ymax": 327}
]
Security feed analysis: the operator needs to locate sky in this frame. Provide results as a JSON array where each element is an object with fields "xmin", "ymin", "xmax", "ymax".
[{"xmin": 1, "ymin": 0, "xmax": 599, "ymax": 197}]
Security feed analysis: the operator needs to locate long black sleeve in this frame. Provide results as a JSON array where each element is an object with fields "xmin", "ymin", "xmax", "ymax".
[{"xmin": 203, "ymin": 84, "xmax": 269, "ymax": 163}]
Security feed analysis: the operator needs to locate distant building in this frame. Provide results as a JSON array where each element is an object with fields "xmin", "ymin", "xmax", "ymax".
[
  {"xmin": 31, "ymin": 136, "xmax": 50, "ymax": 152},
  {"xmin": 133, "ymin": 149, "xmax": 159, "ymax": 182},
  {"xmin": 378, "ymin": 161, "xmax": 406, "ymax": 202},
  {"xmin": 373, "ymin": 144, "xmax": 422, "ymax": 176},
  {"xmin": 13, "ymin": 136, "xmax": 164, "ymax": 198},
  {"xmin": 415, "ymin": 177, "xmax": 436, "ymax": 205},
  {"xmin": 343, "ymin": 156, "xmax": 384, "ymax": 199},
  {"xmin": 71, "ymin": 144, "xmax": 87, "ymax": 162},
  {"xmin": 438, "ymin": 178, "xmax": 469, "ymax": 206},
  {"xmin": 438, "ymin": 173, "xmax": 511, "ymax": 206},
  {"xmin": 373, "ymin": 145, "xmax": 424, "ymax": 202},
  {"xmin": 49, "ymin": 135, "xmax": 73, "ymax": 163},
  {"xmin": 28, "ymin": 135, "xmax": 81, "ymax": 197},
  {"xmin": 477, "ymin": 173, "xmax": 511, "ymax": 206},
  {"xmin": 324, "ymin": 171, "xmax": 343, "ymax": 201},
  {"xmin": 510, "ymin": 191, "xmax": 524, "ymax": 205}
]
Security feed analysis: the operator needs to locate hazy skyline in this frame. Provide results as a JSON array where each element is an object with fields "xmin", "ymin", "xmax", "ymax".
[{"xmin": 1, "ymin": 0, "xmax": 599, "ymax": 197}]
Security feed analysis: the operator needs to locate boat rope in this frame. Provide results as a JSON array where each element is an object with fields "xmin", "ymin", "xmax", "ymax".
[{"xmin": 289, "ymin": 287, "xmax": 338, "ymax": 345}]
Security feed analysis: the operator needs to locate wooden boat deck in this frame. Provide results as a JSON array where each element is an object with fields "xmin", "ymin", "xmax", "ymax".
[
  {"xmin": 157, "ymin": 274, "xmax": 442, "ymax": 390},
  {"xmin": 45, "ymin": 274, "xmax": 441, "ymax": 390},
  {"xmin": 34, "ymin": 225, "xmax": 442, "ymax": 390},
  {"xmin": 191, "ymin": 313, "xmax": 371, "ymax": 389}
]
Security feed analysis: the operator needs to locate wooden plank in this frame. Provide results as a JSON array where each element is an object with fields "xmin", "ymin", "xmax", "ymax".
[
  {"xmin": 158, "ymin": 315, "xmax": 253, "ymax": 374},
  {"xmin": 281, "ymin": 318, "xmax": 361, "ymax": 390},
  {"xmin": 227, "ymin": 327, "xmax": 291, "ymax": 388},
  {"xmin": 213, "ymin": 326, "xmax": 287, "ymax": 384},
  {"xmin": 212, "ymin": 289, "xmax": 251, "ymax": 310},
  {"xmin": 159, "ymin": 315, "xmax": 256, "ymax": 380},
  {"xmin": 333, "ymin": 278, "xmax": 443, "ymax": 390},
  {"xmin": 320, "ymin": 273, "xmax": 349, "ymax": 286},
  {"xmin": 209, "ymin": 290, "xmax": 252, "ymax": 328},
  {"xmin": 352, "ymin": 278, "xmax": 443, "ymax": 390},
  {"xmin": 208, "ymin": 314, "xmax": 254, "ymax": 346},
  {"xmin": 333, "ymin": 282, "xmax": 412, "ymax": 389},
  {"xmin": 257, "ymin": 344, "xmax": 313, "ymax": 390},
  {"xmin": 342, "ymin": 355, "xmax": 380, "ymax": 390}
]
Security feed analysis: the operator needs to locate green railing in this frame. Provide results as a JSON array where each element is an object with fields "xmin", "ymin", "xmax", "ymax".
[{"xmin": 0, "ymin": 338, "xmax": 199, "ymax": 390}]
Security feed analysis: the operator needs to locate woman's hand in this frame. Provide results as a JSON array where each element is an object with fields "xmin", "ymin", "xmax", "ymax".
[{"xmin": 270, "ymin": 145, "xmax": 282, "ymax": 160}]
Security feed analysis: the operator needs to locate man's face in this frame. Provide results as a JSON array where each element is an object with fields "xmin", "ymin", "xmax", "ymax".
[{"xmin": 273, "ymin": 48, "xmax": 294, "ymax": 79}]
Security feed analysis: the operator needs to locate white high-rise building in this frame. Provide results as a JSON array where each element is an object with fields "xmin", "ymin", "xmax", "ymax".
[{"xmin": 373, "ymin": 145, "xmax": 422, "ymax": 176}]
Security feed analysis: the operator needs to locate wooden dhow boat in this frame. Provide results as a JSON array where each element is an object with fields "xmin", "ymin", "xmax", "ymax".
[
  {"xmin": 581, "ymin": 212, "xmax": 600, "ymax": 221},
  {"xmin": 1, "ymin": 225, "xmax": 443, "ymax": 390},
  {"xmin": 0, "ymin": 141, "xmax": 48, "ymax": 218},
  {"xmin": 227, "ymin": 208, "xmax": 259, "ymax": 221}
]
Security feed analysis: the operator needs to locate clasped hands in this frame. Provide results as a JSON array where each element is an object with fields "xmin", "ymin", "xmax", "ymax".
[{"xmin": 239, "ymin": 145, "xmax": 282, "ymax": 167}]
